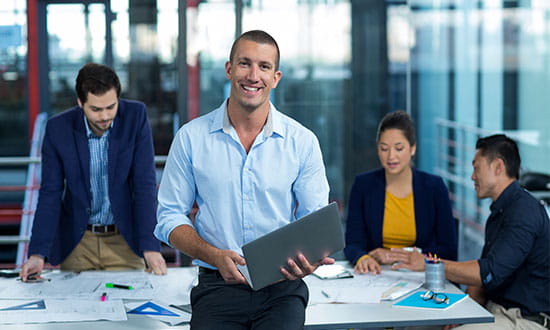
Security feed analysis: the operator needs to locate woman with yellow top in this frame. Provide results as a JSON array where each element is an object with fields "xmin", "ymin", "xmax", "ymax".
[{"xmin": 344, "ymin": 111, "xmax": 457, "ymax": 274}]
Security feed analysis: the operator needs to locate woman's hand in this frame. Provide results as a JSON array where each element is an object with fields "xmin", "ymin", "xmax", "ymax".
[
  {"xmin": 368, "ymin": 248, "xmax": 397, "ymax": 264},
  {"xmin": 354, "ymin": 255, "xmax": 381, "ymax": 274}
]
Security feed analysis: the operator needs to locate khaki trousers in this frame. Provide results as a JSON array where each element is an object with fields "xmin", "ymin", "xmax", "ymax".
[
  {"xmin": 454, "ymin": 301, "xmax": 547, "ymax": 330},
  {"xmin": 404, "ymin": 301, "xmax": 546, "ymax": 330},
  {"xmin": 60, "ymin": 230, "xmax": 145, "ymax": 271}
]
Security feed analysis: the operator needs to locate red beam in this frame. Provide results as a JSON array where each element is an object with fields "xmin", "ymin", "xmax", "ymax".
[
  {"xmin": 27, "ymin": 0, "xmax": 40, "ymax": 142},
  {"xmin": 188, "ymin": 61, "xmax": 200, "ymax": 121}
]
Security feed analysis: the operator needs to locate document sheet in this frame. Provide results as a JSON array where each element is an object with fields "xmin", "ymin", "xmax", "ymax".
[
  {"xmin": 305, "ymin": 265, "xmax": 424, "ymax": 304},
  {"xmin": 0, "ymin": 267, "xmax": 197, "ymax": 325},
  {"xmin": 0, "ymin": 299, "xmax": 127, "ymax": 324}
]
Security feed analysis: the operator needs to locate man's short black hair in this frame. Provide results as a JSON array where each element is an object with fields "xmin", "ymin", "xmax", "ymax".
[
  {"xmin": 229, "ymin": 30, "xmax": 280, "ymax": 71},
  {"xmin": 476, "ymin": 134, "xmax": 521, "ymax": 179},
  {"xmin": 76, "ymin": 63, "xmax": 121, "ymax": 104}
]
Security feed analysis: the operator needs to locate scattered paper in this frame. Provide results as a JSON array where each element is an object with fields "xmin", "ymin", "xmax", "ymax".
[
  {"xmin": 0, "ymin": 267, "xmax": 198, "ymax": 324},
  {"xmin": 305, "ymin": 267, "xmax": 423, "ymax": 304},
  {"xmin": 0, "ymin": 299, "xmax": 127, "ymax": 324}
]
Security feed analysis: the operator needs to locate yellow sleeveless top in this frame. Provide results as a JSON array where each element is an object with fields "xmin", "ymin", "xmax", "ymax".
[{"xmin": 382, "ymin": 190, "xmax": 416, "ymax": 248}]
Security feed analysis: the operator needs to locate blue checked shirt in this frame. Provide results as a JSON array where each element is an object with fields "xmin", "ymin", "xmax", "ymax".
[
  {"xmin": 84, "ymin": 117, "xmax": 114, "ymax": 225},
  {"xmin": 155, "ymin": 100, "xmax": 330, "ymax": 269}
]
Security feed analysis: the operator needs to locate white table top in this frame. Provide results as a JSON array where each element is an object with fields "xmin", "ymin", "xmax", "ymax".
[
  {"xmin": 0, "ymin": 263, "xmax": 493, "ymax": 329},
  {"xmin": 303, "ymin": 262, "xmax": 493, "ymax": 328},
  {"xmin": 305, "ymin": 281, "xmax": 492, "ymax": 329}
]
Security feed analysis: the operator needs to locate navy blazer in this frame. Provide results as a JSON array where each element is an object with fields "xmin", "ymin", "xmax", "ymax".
[
  {"xmin": 28, "ymin": 99, "xmax": 160, "ymax": 265},
  {"xmin": 344, "ymin": 168, "xmax": 457, "ymax": 264}
]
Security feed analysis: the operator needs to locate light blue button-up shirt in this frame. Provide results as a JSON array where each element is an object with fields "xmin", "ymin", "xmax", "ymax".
[
  {"xmin": 84, "ymin": 116, "xmax": 114, "ymax": 225},
  {"xmin": 155, "ymin": 100, "xmax": 329, "ymax": 269}
]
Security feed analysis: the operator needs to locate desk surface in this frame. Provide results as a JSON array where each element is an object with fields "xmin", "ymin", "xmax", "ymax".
[
  {"xmin": 305, "ymin": 282, "xmax": 493, "ymax": 329},
  {"xmin": 0, "ymin": 264, "xmax": 493, "ymax": 329}
]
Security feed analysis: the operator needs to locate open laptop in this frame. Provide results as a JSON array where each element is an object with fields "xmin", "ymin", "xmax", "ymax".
[{"xmin": 237, "ymin": 202, "xmax": 344, "ymax": 290}]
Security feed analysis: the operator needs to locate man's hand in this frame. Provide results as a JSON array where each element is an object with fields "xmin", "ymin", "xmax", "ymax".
[
  {"xmin": 19, "ymin": 255, "xmax": 45, "ymax": 282},
  {"xmin": 465, "ymin": 285, "xmax": 486, "ymax": 306},
  {"xmin": 354, "ymin": 256, "xmax": 381, "ymax": 274},
  {"xmin": 143, "ymin": 251, "xmax": 167, "ymax": 275},
  {"xmin": 280, "ymin": 254, "xmax": 335, "ymax": 280},
  {"xmin": 212, "ymin": 250, "xmax": 247, "ymax": 284},
  {"xmin": 391, "ymin": 249, "xmax": 425, "ymax": 271}
]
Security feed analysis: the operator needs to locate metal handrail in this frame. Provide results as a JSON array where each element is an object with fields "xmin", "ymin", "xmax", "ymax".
[
  {"xmin": 0, "ymin": 155, "xmax": 168, "ymax": 245},
  {"xmin": 0, "ymin": 156, "xmax": 168, "ymax": 166},
  {"xmin": 0, "ymin": 236, "xmax": 30, "ymax": 244},
  {"xmin": 0, "ymin": 157, "xmax": 41, "ymax": 166}
]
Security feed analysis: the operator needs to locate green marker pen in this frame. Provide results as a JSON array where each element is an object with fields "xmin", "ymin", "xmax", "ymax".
[{"xmin": 105, "ymin": 283, "xmax": 133, "ymax": 290}]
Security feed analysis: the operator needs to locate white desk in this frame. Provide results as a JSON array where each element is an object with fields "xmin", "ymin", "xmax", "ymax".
[
  {"xmin": 305, "ymin": 282, "xmax": 493, "ymax": 329},
  {"xmin": 304, "ymin": 262, "xmax": 493, "ymax": 329},
  {"xmin": 0, "ymin": 314, "xmax": 190, "ymax": 330},
  {"xmin": 0, "ymin": 265, "xmax": 493, "ymax": 329}
]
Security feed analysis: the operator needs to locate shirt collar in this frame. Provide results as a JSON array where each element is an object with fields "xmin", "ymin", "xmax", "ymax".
[
  {"xmin": 213, "ymin": 99, "xmax": 284, "ymax": 138},
  {"xmin": 490, "ymin": 180, "xmax": 520, "ymax": 214},
  {"xmin": 83, "ymin": 114, "xmax": 113, "ymax": 138}
]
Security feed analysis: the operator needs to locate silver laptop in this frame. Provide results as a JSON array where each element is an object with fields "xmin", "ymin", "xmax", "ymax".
[{"xmin": 237, "ymin": 202, "xmax": 344, "ymax": 290}]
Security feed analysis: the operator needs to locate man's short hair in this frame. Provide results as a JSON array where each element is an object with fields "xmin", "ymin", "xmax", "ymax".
[
  {"xmin": 76, "ymin": 63, "xmax": 121, "ymax": 104},
  {"xmin": 476, "ymin": 134, "xmax": 521, "ymax": 179},
  {"xmin": 229, "ymin": 30, "xmax": 280, "ymax": 71}
]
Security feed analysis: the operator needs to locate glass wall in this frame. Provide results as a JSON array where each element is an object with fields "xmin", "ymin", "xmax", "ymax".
[
  {"xmin": 47, "ymin": 3, "xmax": 107, "ymax": 114},
  {"xmin": 405, "ymin": 0, "xmax": 550, "ymax": 259},
  {"xmin": 0, "ymin": 0, "xmax": 549, "ymax": 262},
  {"xmin": 243, "ymin": 0, "xmax": 351, "ymax": 204},
  {"xmin": 0, "ymin": 0, "xmax": 27, "ymax": 156}
]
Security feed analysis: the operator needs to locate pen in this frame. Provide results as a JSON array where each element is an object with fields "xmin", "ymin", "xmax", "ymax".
[
  {"xmin": 105, "ymin": 283, "xmax": 133, "ymax": 290},
  {"xmin": 18, "ymin": 272, "xmax": 51, "ymax": 282},
  {"xmin": 321, "ymin": 290, "xmax": 330, "ymax": 298},
  {"xmin": 101, "ymin": 292, "xmax": 107, "ymax": 301},
  {"xmin": 336, "ymin": 271, "xmax": 354, "ymax": 279}
]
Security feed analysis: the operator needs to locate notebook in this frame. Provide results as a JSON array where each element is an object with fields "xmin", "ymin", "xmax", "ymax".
[
  {"xmin": 237, "ymin": 202, "xmax": 344, "ymax": 290},
  {"xmin": 393, "ymin": 291, "xmax": 468, "ymax": 310},
  {"xmin": 313, "ymin": 264, "xmax": 354, "ymax": 280}
]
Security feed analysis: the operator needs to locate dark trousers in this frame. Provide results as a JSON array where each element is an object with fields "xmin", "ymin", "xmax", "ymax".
[{"xmin": 190, "ymin": 270, "xmax": 308, "ymax": 330}]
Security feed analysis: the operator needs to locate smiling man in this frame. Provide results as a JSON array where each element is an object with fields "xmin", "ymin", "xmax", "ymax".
[
  {"xmin": 20, "ymin": 63, "xmax": 166, "ymax": 280},
  {"xmin": 395, "ymin": 134, "xmax": 550, "ymax": 329},
  {"xmin": 155, "ymin": 30, "xmax": 332, "ymax": 329}
]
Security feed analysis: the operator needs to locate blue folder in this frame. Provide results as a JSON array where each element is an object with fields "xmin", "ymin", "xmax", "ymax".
[{"xmin": 393, "ymin": 291, "xmax": 468, "ymax": 310}]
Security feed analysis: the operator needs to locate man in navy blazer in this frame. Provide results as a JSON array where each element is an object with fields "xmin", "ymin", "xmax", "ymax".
[{"xmin": 20, "ymin": 63, "xmax": 166, "ymax": 280}]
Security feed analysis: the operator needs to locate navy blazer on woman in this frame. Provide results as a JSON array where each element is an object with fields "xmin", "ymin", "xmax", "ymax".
[
  {"xmin": 28, "ymin": 99, "xmax": 160, "ymax": 265},
  {"xmin": 344, "ymin": 168, "xmax": 457, "ymax": 264}
]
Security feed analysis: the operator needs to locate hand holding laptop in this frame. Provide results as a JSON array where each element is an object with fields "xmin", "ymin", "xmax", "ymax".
[
  {"xmin": 208, "ymin": 249, "xmax": 334, "ymax": 285},
  {"xmin": 280, "ymin": 253, "xmax": 335, "ymax": 280},
  {"xmin": 211, "ymin": 250, "xmax": 247, "ymax": 284}
]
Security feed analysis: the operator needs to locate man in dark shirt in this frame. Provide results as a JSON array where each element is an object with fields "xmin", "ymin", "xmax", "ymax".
[{"xmin": 396, "ymin": 134, "xmax": 549, "ymax": 329}]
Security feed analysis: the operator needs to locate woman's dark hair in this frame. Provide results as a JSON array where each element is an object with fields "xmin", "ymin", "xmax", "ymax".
[
  {"xmin": 476, "ymin": 134, "xmax": 521, "ymax": 179},
  {"xmin": 376, "ymin": 110, "xmax": 416, "ymax": 147},
  {"xmin": 75, "ymin": 63, "xmax": 121, "ymax": 104}
]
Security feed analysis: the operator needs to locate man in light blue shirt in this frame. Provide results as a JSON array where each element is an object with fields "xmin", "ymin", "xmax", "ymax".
[{"xmin": 155, "ymin": 30, "xmax": 333, "ymax": 329}]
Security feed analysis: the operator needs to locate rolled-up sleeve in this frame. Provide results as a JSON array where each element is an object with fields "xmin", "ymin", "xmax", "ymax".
[
  {"xmin": 292, "ymin": 131, "xmax": 329, "ymax": 218},
  {"xmin": 478, "ymin": 207, "xmax": 538, "ymax": 292},
  {"xmin": 155, "ymin": 129, "xmax": 196, "ymax": 246}
]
